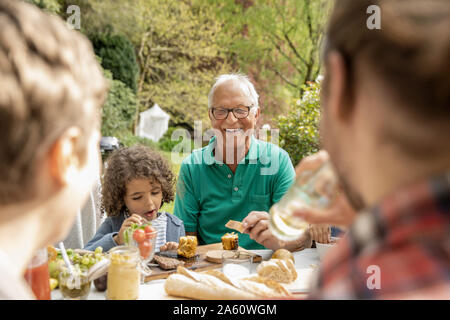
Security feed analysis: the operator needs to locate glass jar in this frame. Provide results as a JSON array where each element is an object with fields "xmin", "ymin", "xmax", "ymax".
[
  {"xmin": 23, "ymin": 247, "xmax": 51, "ymax": 300},
  {"xmin": 107, "ymin": 246, "xmax": 140, "ymax": 300},
  {"xmin": 59, "ymin": 267, "xmax": 91, "ymax": 300},
  {"xmin": 222, "ymin": 251, "xmax": 253, "ymax": 279},
  {"xmin": 269, "ymin": 160, "xmax": 339, "ymax": 241}
]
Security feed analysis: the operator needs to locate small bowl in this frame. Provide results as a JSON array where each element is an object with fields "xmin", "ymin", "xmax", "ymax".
[{"xmin": 316, "ymin": 237, "xmax": 340, "ymax": 260}]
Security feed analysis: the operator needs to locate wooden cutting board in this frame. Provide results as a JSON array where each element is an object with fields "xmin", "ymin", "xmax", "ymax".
[{"xmin": 143, "ymin": 243, "xmax": 262, "ymax": 282}]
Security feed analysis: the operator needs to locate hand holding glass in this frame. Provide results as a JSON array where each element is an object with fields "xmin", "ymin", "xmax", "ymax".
[{"xmin": 269, "ymin": 160, "xmax": 339, "ymax": 241}]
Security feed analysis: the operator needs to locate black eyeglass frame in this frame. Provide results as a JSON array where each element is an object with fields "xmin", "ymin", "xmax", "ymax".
[{"xmin": 210, "ymin": 106, "xmax": 255, "ymax": 120}]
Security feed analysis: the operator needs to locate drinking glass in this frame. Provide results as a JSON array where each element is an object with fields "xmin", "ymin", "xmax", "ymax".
[
  {"xmin": 23, "ymin": 247, "xmax": 51, "ymax": 300},
  {"xmin": 222, "ymin": 251, "xmax": 254, "ymax": 279},
  {"xmin": 269, "ymin": 160, "xmax": 339, "ymax": 241}
]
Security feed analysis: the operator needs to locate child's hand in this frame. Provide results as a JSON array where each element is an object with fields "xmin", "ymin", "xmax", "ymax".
[
  {"xmin": 115, "ymin": 214, "xmax": 148, "ymax": 245},
  {"xmin": 159, "ymin": 242, "xmax": 178, "ymax": 252}
]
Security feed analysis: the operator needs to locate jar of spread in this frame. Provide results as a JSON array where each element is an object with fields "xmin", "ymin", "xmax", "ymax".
[{"xmin": 107, "ymin": 246, "xmax": 140, "ymax": 300}]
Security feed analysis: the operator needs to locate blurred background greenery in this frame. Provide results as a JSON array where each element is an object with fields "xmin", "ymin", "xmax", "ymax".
[{"xmin": 27, "ymin": 0, "xmax": 331, "ymax": 213}]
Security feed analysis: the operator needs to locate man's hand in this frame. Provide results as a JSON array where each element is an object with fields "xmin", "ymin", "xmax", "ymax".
[
  {"xmin": 293, "ymin": 194, "xmax": 356, "ymax": 228},
  {"xmin": 242, "ymin": 211, "xmax": 282, "ymax": 250},
  {"xmin": 242, "ymin": 211, "xmax": 312, "ymax": 251},
  {"xmin": 308, "ymin": 224, "xmax": 331, "ymax": 244}
]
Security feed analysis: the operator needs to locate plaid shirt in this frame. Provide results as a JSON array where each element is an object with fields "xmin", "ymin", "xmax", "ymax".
[{"xmin": 309, "ymin": 171, "xmax": 450, "ymax": 299}]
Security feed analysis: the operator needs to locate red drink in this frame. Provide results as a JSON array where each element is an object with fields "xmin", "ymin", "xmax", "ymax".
[{"xmin": 24, "ymin": 248, "xmax": 51, "ymax": 300}]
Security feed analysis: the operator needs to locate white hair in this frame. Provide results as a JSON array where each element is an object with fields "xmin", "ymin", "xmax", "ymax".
[{"xmin": 208, "ymin": 73, "xmax": 259, "ymax": 112}]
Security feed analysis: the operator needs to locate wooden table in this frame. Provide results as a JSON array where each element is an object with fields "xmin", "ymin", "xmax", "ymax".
[
  {"xmin": 51, "ymin": 248, "xmax": 321, "ymax": 300},
  {"xmin": 144, "ymin": 243, "xmax": 263, "ymax": 281}
]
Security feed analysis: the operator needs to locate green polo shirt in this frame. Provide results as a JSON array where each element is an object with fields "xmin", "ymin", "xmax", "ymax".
[{"xmin": 173, "ymin": 135, "xmax": 295, "ymax": 249}]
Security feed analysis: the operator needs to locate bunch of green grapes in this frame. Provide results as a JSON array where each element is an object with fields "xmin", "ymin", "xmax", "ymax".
[{"xmin": 65, "ymin": 247, "xmax": 105, "ymax": 271}]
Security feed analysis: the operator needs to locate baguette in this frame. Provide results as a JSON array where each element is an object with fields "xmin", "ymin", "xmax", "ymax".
[
  {"xmin": 164, "ymin": 274, "xmax": 257, "ymax": 300},
  {"xmin": 201, "ymin": 269, "xmax": 235, "ymax": 287},
  {"xmin": 243, "ymin": 275, "xmax": 291, "ymax": 296},
  {"xmin": 238, "ymin": 279, "xmax": 286, "ymax": 298},
  {"xmin": 164, "ymin": 266, "xmax": 292, "ymax": 300}
]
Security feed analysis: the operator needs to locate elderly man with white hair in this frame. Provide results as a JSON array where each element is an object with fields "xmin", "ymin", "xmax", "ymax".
[{"xmin": 174, "ymin": 73, "xmax": 329, "ymax": 250}]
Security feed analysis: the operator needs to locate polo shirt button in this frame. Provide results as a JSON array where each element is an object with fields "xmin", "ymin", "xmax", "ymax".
[
  {"xmin": 227, "ymin": 174, "xmax": 232, "ymax": 178},
  {"xmin": 234, "ymin": 187, "xmax": 238, "ymax": 192}
]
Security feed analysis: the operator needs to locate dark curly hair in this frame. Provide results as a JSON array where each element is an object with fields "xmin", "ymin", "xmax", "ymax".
[{"xmin": 102, "ymin": 145, "xmax": 175, "ymax": 217}]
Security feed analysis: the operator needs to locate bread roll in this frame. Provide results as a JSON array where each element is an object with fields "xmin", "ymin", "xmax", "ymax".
[
  {"xmin": 256, "ymin": 259, "xmax": 298, "ymax": 283},
  {"xmin": 271, "ymin": 249, "xmax": 295, "ymax": 263}
]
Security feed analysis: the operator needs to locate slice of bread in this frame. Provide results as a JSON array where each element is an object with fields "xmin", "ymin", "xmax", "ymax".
[
  {"xmin": 225, "ymin": 220, "xmax": 245, "ymax": 233},
  {"xmin": 256, "ymin": 259, "xmax": 297, "ymax": 284}
]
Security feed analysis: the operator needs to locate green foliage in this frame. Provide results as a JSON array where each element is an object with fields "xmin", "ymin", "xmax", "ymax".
[
  {"xmin": 213, "ymin": 0, "xmax": 331, "ymax": 86},
  {"xmin": 136, "ymin": 0, "xmax": 232, "ymax": 130},
  {"xmin": 119, "ymin": 133, "xmax": 159, "ymax": 150},
  {"xmin": 25, "ymin": 0, "xmax": 61, "ymax": 14},
  {"xmin": 100, "ymin": 67, "xmax": 138, "ymax": 143},
  {"xmin": 202, "ymin": 0, "xmax": 332, "ymax": 123},
  {"xmin": 52, "ymin": 0, "xmax": 329, "ymax": 148},
  {"xmin": 274, "ymin": 80, "xmax": 321, "ymax": 166},
  {"xmin": 57, "ymin": 0, "xmax": 94, "ymax": 30},
  {"xmin": 90, "ymin": 32, "xmax": 139, "ymax": 93},
  {"xmin": 158, "ymin": 127, "xmax": 194, "ymax": 153},
  {"xmin": 83, "ymin": 0, "xmax": 232, "ymax": 131}
]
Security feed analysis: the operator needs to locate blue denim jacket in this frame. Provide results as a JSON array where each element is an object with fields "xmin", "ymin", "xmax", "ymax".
[{"xmin": 84, "ymin": 211, "xmax": 185, "ymax": 252}]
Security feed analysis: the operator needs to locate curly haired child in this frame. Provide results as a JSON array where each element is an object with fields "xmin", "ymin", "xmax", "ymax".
[{"xmin": 84, "ymin": 146, "xmax": 185, "ymax": 252}]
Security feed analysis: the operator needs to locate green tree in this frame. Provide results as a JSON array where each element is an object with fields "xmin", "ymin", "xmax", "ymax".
[
  {"xmin": 100, "ymin": 66, "xmax": 138, "ymax": 144},
  {"xmin": 203, "ymin": 0, "xmax": 332, "ymax": 122},
  {"xmin": 82, "ymin": 0, "xmax": 232, "ymax": 131},
  {"xmin": 90, "ymin": 32, "xmax": 140, "ymax": 93},
  {"xmin": 135, "ymin": 0, "xmax": 232, "ymax": 131},
  {"xmin": 274, "ymin": 79, "xmax": 321, "ymax": 166},
  {"xmin": 158, "ymin": 127, "xmax": 194, "ymax": 153}
]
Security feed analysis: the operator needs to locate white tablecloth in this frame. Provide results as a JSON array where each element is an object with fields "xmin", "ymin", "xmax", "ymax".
[{"xmin": 51, "ymin": 248, "xmax": 321, "ymax": 300}]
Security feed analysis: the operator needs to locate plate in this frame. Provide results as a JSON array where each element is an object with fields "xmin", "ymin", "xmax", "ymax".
[{"xmin": 282, "ymin": 268, "xmax": 318, "ymax": 293}]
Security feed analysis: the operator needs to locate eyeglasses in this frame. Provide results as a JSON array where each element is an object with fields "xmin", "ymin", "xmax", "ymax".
[{"xmin": 210, "ymin": 106, "xmax": 254, "ymax": 120}]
